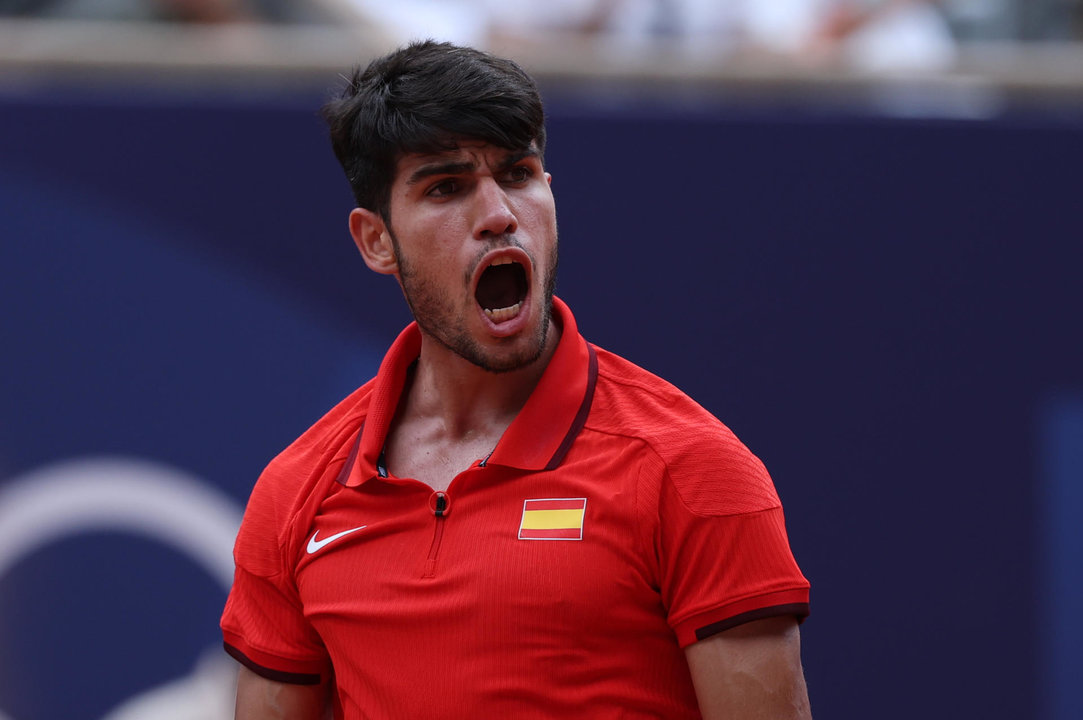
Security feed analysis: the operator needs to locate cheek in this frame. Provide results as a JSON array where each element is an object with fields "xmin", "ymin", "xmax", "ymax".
[
  {"xmin": 399, "ymin": 214, "xmax": 466, "ymax": 258},
  {"xmin": 436, "ymin": 214, "xmax": 471, "ymax": 245},
  {"xmin": 521, "ymin": 192, "xmax": 557, "ymax": 234}
]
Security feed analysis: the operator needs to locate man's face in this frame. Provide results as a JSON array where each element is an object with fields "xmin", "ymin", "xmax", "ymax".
[{"xmin": 384, "ymin": 140, "xmax": 558, "ymax": 373}]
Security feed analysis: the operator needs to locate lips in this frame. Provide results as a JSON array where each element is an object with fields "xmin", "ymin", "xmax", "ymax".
[{"xmin": 474, "ymin": 253, "xmax": 529, "ymax": 325}]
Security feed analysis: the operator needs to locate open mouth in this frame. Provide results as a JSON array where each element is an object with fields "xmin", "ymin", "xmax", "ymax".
[{"xmin": 475, "ymin": 257, "xmax": 528, "ymax": 323}]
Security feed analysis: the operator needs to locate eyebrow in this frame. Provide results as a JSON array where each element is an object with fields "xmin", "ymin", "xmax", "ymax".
[
  {"xmin": 405, "ymin": 148, "xmax": 539, "ymax": 187},
  {"xmin": 405, "ymin": 160, "xmax": 475, "ymax": 186}
]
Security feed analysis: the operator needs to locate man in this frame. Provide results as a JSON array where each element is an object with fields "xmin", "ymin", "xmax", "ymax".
[{"xmin": 221, "ymin": 40, "xmax": 812, "ymax": 720}]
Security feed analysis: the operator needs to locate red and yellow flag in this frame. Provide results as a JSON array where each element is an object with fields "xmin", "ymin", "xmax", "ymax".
[{"xmin": 518, "ymin": 498, "xmax": 587, "ymax": 540}]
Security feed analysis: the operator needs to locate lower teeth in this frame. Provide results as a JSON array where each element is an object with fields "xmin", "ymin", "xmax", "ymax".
[{"xmin": 484, "ymin": 302, "xmax": 521, "ymax": 322}]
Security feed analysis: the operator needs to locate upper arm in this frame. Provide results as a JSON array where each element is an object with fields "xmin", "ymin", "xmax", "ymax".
[
  {"xmin": 235, "ymin": 665, "xmax": 330, "ymax": 720},
  {"xmin": 684, "ymin": 616, "xmax": 812, "ymax": 720}
]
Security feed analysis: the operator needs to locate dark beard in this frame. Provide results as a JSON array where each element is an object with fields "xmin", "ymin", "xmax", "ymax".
[{"xmin": 388, "ymin": 227, "xmax": 558, "ymax": 374}]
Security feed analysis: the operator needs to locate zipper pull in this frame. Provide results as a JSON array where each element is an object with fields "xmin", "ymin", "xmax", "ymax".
[{"xmin": 430, "ymin": 491, "xmax": 449, "ymax": 517}]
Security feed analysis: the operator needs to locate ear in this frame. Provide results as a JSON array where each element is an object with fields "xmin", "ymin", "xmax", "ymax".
[
  {"xmin": 349, "ymin": 208, "xmax": 398, "ymax": 276},
  {"xmin": 545, "ymin": 172, "xmax": 552, "ymax": 186}
]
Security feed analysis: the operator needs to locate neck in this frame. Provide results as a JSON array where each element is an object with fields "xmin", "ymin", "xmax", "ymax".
[{"xmin": 404, "ymin": 326, "xmax": 561, "ymax": 440}]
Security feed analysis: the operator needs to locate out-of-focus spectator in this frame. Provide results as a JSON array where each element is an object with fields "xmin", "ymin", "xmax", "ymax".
[
  {"xmin": 481, "ymin": 0, "xmax": 958, "ymax": 71},
  {"xmin": 3, "ymin": 0, "xmax": 1081, "ymax": 45},
  {"xmin": 800, "ymin": 0, "xmax": 958, "ymax": 71},
  {"xmin": 335, "ymin": 0, "xmax": 956, "ymax": 71},
  {"xmin": 0, "ymin": 0, "xmax": 336, "ymax": 23},
  {"xmin": 1016, "ymin": 0, "xmax": 1083, "ymax": 40},
  {"xmin": 335, "ymin": 0, "xmax": 490, "ymax": 47}
]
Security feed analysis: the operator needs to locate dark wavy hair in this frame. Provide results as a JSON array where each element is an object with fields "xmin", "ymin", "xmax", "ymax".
[{"xmin": 321, "ymin": 40, "xmax": 547, "ymax": 220}]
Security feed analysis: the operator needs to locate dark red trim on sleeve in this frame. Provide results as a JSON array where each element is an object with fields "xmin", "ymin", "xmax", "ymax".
[
  {"xmin": 693, "ymin": 603, "xmax": 810, "ymax": 642},
  {"xmin": 545, "ymin": 343, "xmax": 598, "ymax": 471},
  {"xmin": 223, "ymin": 642, "xmax": 324, "ymax": 686}
]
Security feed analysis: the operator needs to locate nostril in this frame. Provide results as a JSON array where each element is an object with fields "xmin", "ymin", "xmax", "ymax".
[{"xmin": 477, "ymin": 212, "xmax": 517, "ymax": 239}]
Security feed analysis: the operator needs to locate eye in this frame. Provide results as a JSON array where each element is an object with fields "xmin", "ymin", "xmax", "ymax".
[
  {"xmin": 427, "ymin": 178, "xmax": 459, "ymax": 197},
  {"xmin": 503, "ymin": 165, "xmax": 532, "ymax": 184}
]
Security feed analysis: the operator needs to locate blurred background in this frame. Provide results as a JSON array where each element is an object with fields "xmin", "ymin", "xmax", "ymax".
[{"xmin": 1, "ymin": 1, "xmax": 1081, "ymax": 718}]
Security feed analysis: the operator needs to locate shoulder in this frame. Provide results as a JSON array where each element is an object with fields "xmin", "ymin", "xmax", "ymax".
[
  {"xmin": 264, "ymin": 381, "xmax": 374, "ymax": 486},
  {"xmin": 587, "ymin": 345, "xmax": 780, "ymax": 516},
  {"xmin": 235, "ymin": 380, "xmax": 375, "ymax": 574}
]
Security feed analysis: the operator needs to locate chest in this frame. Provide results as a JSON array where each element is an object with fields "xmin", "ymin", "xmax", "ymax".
[
  {"xmin": 289, "ymin": 450, "xmax": 703, "ymax": 717},
  {"xmin": 294, "ymin": 460, "xmax": 663, "ymax": 644}
]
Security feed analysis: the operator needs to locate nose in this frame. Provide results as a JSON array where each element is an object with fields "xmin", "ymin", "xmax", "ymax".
[{"xmin": 472, "ymin": 178, "xmax": 518, "ymax": 240}]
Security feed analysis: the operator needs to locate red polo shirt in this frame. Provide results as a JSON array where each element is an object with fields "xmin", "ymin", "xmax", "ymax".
[{"xmin": 222, "ymin": 298, "xmax": 809, "ymax": 719}]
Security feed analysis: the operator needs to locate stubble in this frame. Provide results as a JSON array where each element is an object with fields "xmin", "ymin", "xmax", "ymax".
[{"xmin": 388, "ymin": 228, "xmax": 558, "ymax": 374}]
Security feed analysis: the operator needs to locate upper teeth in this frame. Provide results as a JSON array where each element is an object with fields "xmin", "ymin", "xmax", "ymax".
[{"xmin": 490, "ymin": 257, "xmax": 515, "ymax": 267}]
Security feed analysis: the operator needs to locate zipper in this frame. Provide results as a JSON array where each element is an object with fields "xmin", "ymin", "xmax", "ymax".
[{"xmin": 422, "ymin": 491, "xmax": 449, "ymax": 578}]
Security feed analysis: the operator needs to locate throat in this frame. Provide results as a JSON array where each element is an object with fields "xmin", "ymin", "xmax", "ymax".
[
  {"xmin": 475, "ymin": 262, "xmax": 527, "ymax": 317},
  {"xmin": 384, "ymin": 414, "xmax": 506, "ymax": 490}
]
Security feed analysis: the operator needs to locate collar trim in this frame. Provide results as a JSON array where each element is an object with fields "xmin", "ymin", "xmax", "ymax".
[
  {"xmin": 343, "ymin": 297, "xmax": 592, "ymax": 486},
  {"xmin": 334, "ymin": 425, "xmax": 364, "ymax": 486},
  {"xmin": 544, "ymin": 343, "xmax": 597, "ymax": 471}
]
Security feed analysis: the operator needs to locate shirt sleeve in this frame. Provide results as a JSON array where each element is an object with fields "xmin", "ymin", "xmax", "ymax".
[
  {"xmin": 220, "ymin": 465, "xmax": 331, "ymax": 684},
  {"xmin": 657, "ymin": 442, "xmax": 810, "ymax": 648}
]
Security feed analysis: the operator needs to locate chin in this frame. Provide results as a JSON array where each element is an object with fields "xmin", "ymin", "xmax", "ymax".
[
  {"xmin": 476, "ymin": 317, "xmax": 552, "ymax": 374},
  {"xmin": 477, "ymin": 340, "xmax": 545, "ymax": 375}
]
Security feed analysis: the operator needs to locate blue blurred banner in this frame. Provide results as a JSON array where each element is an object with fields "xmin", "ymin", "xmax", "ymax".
[
  {"xmin": 1040, "ymin": 397, "xmax": 1083, "ymax": 720},
  {"xmin": 2, "ymin": 85, "xmax": 1081, "ymax": 720}
]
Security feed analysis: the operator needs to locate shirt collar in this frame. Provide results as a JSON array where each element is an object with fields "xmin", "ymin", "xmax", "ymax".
[{"xmin": 343, "ymin": 297, "xmax": 596, "ymax": 487}]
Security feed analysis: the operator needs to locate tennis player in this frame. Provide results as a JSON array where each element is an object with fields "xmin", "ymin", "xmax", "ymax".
[{"xmin": 222, "ymin": 40, "xmax": 812, "ymax": 720}]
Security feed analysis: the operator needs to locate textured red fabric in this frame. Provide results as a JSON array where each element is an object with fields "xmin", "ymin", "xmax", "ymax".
[{"xmin": 221, "ymin": 298, "xmax": 809, "ymax": 719}]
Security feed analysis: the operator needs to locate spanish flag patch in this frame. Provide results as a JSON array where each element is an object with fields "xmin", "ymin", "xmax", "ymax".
[{"xmin": 518, "ymin": 498, "xmax": 587, "ymax": 540}]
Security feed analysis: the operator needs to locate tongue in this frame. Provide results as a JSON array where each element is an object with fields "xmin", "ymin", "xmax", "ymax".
[{"xmin": 476, "ymin": 264, "xmax": 523, "ymax": 310}]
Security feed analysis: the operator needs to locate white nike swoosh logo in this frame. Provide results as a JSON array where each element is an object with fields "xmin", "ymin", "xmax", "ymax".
[{"xmin": 306, "ymin": 525, "xmax": 368, "ymax": 554}]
